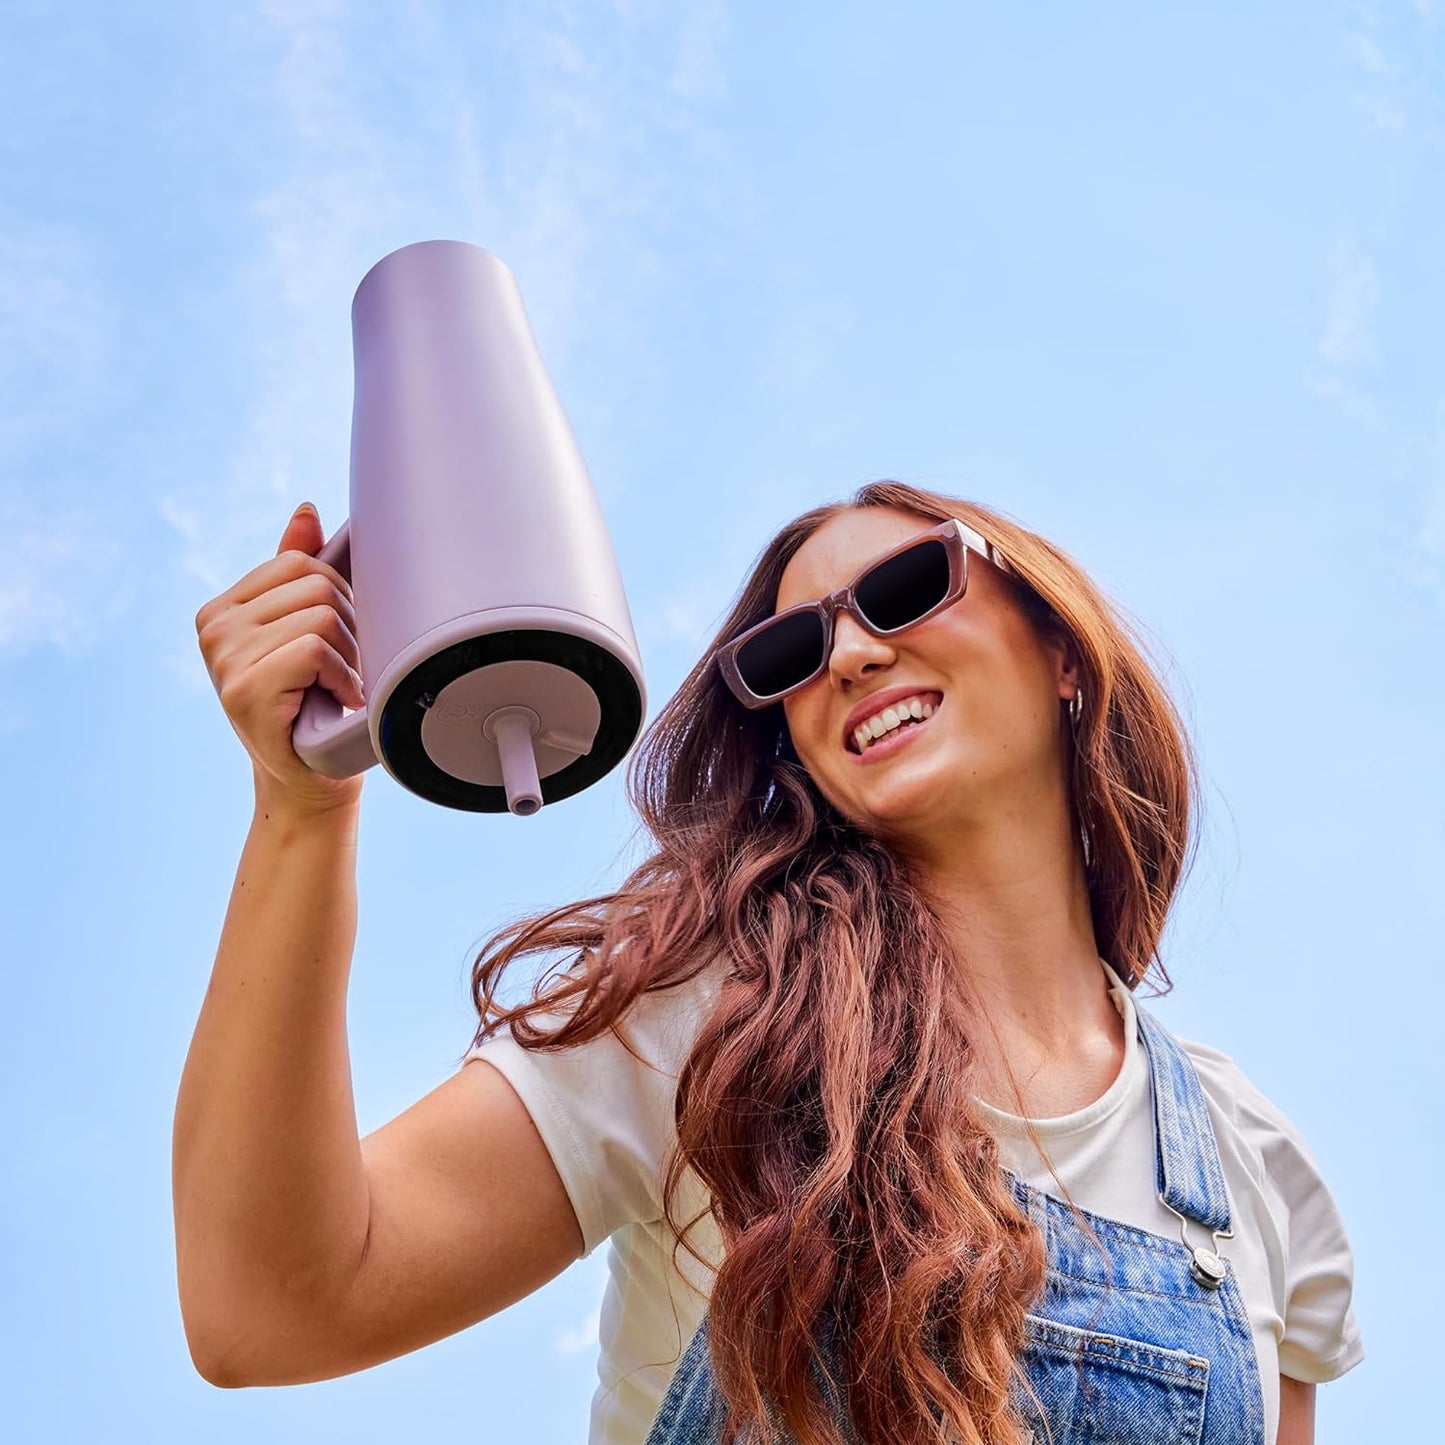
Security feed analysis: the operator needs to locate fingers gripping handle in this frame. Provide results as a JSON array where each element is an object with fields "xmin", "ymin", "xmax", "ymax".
[{"xmin": 291, "ymin": 519, "xmax": 381, "ymax": 779}]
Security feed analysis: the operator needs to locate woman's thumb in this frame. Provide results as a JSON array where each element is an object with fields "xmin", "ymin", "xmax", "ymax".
[{"xmin": 279, "ymin": 500, "xmax": 322, "ymax": 554}]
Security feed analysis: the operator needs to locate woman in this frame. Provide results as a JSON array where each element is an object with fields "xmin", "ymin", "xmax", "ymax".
[{"xmin": 175, "ymin": 481, "xmax": 1362, "ymax": 1445}]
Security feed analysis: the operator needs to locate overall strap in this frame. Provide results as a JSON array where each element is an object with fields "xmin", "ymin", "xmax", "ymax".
[{"xmin": 1133, "ymin": 1002, "xmax": 1233, "ymax": 1234}]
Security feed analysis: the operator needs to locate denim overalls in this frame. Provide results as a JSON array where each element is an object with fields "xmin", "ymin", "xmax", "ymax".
[{"xmin": 643, "ymin": 1001, "xmax": 1266, "ymax": 1445}]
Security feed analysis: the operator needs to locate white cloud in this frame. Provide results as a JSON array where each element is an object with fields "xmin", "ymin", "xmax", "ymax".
[
  {"xmin": 1356, "ymin": 93, "xmax": 1407, "ymax": 131},
  {"xmin": 1413, "ymin": 400, "xmax": 1445, "ymax": 592},
  {"xmin": 1309, "ymin": 238, "xmax": 1380, "ymax": 422},
  {"xmin": 1309, "ymin": 371, "xmax": 1380, "ymax": 424},
  {"xmin": 1345, "ymin": 31, "xmax": 1391, "ymax": 76},
  {"xmin": 0, "ymin": 226, "xmax": 122, "ymax": 665},
  {"xmin": 553, "ymin": 1305, "xmax": 602, "ymax": 1357},
  {"xmin": 1317, "ymin": 239, "xmax": 1378, "ymax": 369},
  {"xmin": 0, "ymin": 502, "xmax": 131, "ymax": 657},
  {"xmin": 649, "ymin": 579, "xmax": 730, "ymax": 654},
  {"xmin": 0, "ymin": 231, "xmax": 108, "ymax": 438},
  {"xmin": 158, "ymin": 2, "xmax": 415, "ymax": 600},
  {"xmin": 1343, "ymin": 0, "xmax": 1442, "ymax": 132},
  {"xmin": 669, "ymin": 0, "xmax": 729, "ymax": 102},
  {"xmin": 158, "ymin": 0, "xmax": 737, "ymax": 623},
  {"xmin": 1422, "ymin": 485, "xmax": 1445, "ymax": 562}
]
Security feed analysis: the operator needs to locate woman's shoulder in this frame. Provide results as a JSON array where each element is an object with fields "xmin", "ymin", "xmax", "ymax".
[
  {"xmin": 489, "ymin": 933, "xmax": 731, "ymax": 1077},
  {"xmin": 609, "ymin": 944, "xmax": 732, "ymax": 1075},
  {"xmin": 1167, "ymin": 1028, "xmax": 1305, "ymax": 1133},
  {"xmin": 1163, "ymin": 1022, "xmax": 1365, "ymax": 1382},
  {"xmin": 1160, "ymin": 1022, "xmax": 1343, "ymax": 1215}
]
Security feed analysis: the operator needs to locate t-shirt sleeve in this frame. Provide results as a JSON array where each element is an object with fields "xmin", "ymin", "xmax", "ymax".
[
  {"xmin": 1253, "ymin": 1095, "xmax": 1366, "ymax": 1382},
  {"xmin": 1196, "ymin": 1044, "xmax": 1367, "ymax": 1384},
  {"xmin": 461, "ymin": 967, "xmax": 719, "ymax": 1257}
]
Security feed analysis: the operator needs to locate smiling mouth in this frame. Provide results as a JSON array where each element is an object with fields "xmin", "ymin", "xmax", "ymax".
[{"xmin": 847, "ymin": 695, "xmax": 944, "ymax": 756}]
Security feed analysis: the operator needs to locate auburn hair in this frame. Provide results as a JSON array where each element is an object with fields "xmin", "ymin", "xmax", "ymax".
[{"xmin": 466, "ymin": 481, "xmax": 1199, "ymax": 1444}]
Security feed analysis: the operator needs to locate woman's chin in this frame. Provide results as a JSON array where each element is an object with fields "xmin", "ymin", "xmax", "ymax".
[{"xmin": 856, "ymin": 762, "xmax": 956, "ymax": 825}]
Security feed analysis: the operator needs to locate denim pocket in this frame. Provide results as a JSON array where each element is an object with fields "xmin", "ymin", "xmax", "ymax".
[{"xmin": 1017, "ymin": 1314, "xmax": 1209, "ymax": 1445}]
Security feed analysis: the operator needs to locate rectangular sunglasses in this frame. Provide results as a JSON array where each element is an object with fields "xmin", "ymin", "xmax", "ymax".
[{"xmin": 716, "ymin": 518, "xmax": 1012, "ymax": 708}]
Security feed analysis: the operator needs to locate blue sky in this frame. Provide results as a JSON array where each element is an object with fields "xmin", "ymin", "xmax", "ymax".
[{"xmin": 1, "ymin": 2, "xmax": 1438, "ymax": 1441}]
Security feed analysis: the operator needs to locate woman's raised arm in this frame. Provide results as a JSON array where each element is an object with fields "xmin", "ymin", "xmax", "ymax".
[{"xmin": 173, "ymin": 504, "xmax": 583, "ymax": 1387}]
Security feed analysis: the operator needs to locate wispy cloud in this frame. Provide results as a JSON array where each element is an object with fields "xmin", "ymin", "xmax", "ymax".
[
  {"xmin": 549, "ymin": 1247, "xmax": 611, "ymax": 1360},
  {"xmin": 553, "ymin": 1305, "xmax": 602, "ymax": 1358},
  {"xmin": 1357, "ymin": 92, "xmax": 1408, "ymax": 132},
  {"xmin": 646, "ymin": 576, "xmax": 735, "ymax": 659},
  {"xmin": 160, "ymin": 0, "xmax": 415, "ymax": 607},
  {"xmin": 1343, "ymin": 0, "xmax": 1444, "ymax": 133},
  {"xmin": 1309, "ymin": 237, "xmax": 1379, "ymax": 422},
  {"xmin": 0, "ymin": 224, "xmax": 122, "ymax": 679},
  {"xmin": 0, "ymin": 502, "xmax": 130, "ymax": 654},
  {"xmin": 160, "ymin": 0, "xmax": 736, "ymax": 691},
  {"xmin": 1422, "ymin": 487, "xmax": 1445, "ymax": 567},
  {"xmin": 1407, "ymin": 399, "xmax": 1445, "ymax": 596},
  {"xmin": 0, "ymin": 230, "xmax": 108, "ymax": 445},
  {"xmin": 1345, "ymin": 30, "xmax": 1391, "ymax": 76},
  {"xmin": 1317, "ymin": 238, "xmax": 1377, "ymax": 370},
  {"xmin": 667, "ymin": 0, "xmax": 729, "ymax": 102}
]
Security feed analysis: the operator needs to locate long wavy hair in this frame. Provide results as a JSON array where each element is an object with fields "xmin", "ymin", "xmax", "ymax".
[{"xmin": 466, "ymin": 481, "xmax": 1199, "ymax": 1445}]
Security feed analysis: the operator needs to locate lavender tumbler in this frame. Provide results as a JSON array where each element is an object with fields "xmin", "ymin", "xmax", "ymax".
[{"xmin": 291, "ymin": 240, "xmax": 647, "ymax": 816}]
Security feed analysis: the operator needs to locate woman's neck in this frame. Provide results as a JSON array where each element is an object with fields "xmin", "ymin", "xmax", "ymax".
[{"xmin": 905, "ymin": 791, "xmax": 1123, "ymax": 1117}]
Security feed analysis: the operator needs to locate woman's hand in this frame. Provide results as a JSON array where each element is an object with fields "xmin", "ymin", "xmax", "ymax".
[{"xmin": 194, "ymin": 502, "xmax": 367, "ymax": 816}]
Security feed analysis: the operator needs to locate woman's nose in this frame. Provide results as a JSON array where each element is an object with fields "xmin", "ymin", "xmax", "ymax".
[{"xmin": 827, "ymin": 609, "xmax": 894, "ymax": 677}]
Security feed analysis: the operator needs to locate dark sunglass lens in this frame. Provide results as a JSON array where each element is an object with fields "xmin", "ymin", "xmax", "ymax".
[
  {"xmin": 855, "ymin": 539, "xmax": 950, "ymax": 630},
  {"xmin": 736, "ymin": 609, "xmax": 826, "ymax": 698}
]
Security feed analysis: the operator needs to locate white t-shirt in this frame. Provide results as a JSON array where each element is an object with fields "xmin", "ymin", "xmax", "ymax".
[{"xmin": 463, "ymin": 957, "xmax": 1363, "ymax": 1445}]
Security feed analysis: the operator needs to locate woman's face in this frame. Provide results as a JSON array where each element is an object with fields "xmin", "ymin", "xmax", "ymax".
[{"xmin": 776, "ymin": 507, "xmax": 1079, "ymax": 848}]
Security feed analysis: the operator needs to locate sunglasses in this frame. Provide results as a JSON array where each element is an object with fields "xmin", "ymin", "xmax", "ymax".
[{"xmin": 716, "ymin": 519, "xmax": 1013, "ymax": 709}]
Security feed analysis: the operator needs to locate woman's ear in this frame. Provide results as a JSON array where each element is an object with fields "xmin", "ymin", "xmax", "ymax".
[{"xmin": 1041, "ymin": 619, "xmax": 1083, "ymax": 703}]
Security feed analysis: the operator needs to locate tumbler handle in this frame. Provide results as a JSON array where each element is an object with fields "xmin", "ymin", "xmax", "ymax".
[{"xmin": 291, "ymin": 519, "xmax": 380, "ymax": 779}]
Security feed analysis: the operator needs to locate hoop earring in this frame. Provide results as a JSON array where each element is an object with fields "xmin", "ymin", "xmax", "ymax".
[{"xmin": 1068, "ymin": 687, "xmax": 1090, "ymax": 866}]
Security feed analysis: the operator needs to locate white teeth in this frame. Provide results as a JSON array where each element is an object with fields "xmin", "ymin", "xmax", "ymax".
[{"xmin": 851, "ymin": 696, "xmax": 938, "ymax": 753}]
